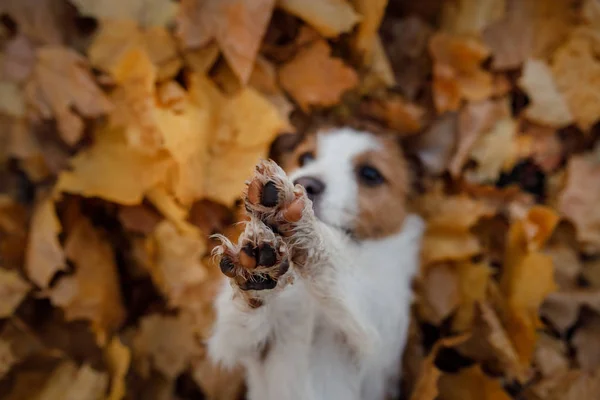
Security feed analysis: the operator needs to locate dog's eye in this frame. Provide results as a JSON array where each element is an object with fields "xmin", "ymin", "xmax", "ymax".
[
  {"xmin": 298, "ymin": 151, "xmax": 315, "ymax": 167},
  {"xmin": 357, "ymin": 165, "xmax": 385, "ymax": 186}
]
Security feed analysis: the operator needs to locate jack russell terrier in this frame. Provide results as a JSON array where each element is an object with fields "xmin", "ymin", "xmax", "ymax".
[{"xmin": 208, "ymin": 127, "xmax": 425, "ymax": 400}]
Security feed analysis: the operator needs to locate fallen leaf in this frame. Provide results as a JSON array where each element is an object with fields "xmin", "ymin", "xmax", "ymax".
[
  {"xmin": 203, "ymin": 87, "xmax": 287, "ymax": 205},
  {"xmin": 541, "ymin": 290, "xmax": 600, "ymax": 334},
  {"xmin": 35, "ymin": 361, "xmax": 109, "ymax": 400},
  {"xmin": 118, "ymin": 204, "xmax": 163, "ymax": 235},
  {"xmin": 70, "ymin": 0, "xmax": 178, "ymax": 27},
  {"xmin": 144, "ymin": 220, "xmax": 207, "ymax": 307},
  {"xmin": 518, "ymin": 59, "xmax": 574, "ymax": 127},
  {"xmin": 191, "ymin": 358, "xmax": 246, "ymax": 400},
  {"xmin": 453, "ymin": 262, "xmax": 492, "ymax": 331},
  {"xmin": 24, "ymin": 196, "xmax": 65, "ymax": 288},
  {"xmin": 56, "ymin": 125, "xmax": 172, "ymax": 205},
  {"xmin": 0, "ymin": 81, "xmax": 25, "ymax": 117},
  {"xmin": 352, "ymin": 0, "xmax": 388, "ymax": 61},
  {"xmin": 0, "ymin": 0, "xmax": 68, "ymax": 45},
  {"xmin": 1, "ymin": 34, "xmax": 36, "ymax": 83},
  {"xmin": 133, "ymin": 312, "xmax": 204, "ymax": 378},
  {"xmin": 278, "ymin": 0, "xmax": 361, "ymax": 38},
  {"xmin": 438, "ymin": 364, "xmax": 511, "ymax": 400},
  {"xmin": 419, "ymin": 264, "xmax": 460, "ymax": 325},
  {"xmin": 176, "ymin": 0, "xmax": 214, "ymax": 48},
  {"xmin": 0, "ymin": 268, "xmax": 30, "ymax": 317},
  {"xmin": 360, "ymin": 95, "xmax": 425, "ymax": 135},
  {"xmin": 410, "ymin": 334, "xmax": 470, "ymax": 400},
  {"xmin": 182, "ymin": 43, "xmax": 221, "ymax": 74},
  {"xmin": 279, "ymin": 39, "xmax": 359, "ymax": 110},
  {"xmin": 48, "ymin": 215, "xmax": 125, "ymax": 344},
  {"xmin": 534, "ymin": 333, "xmax": 569, "ymax": 378},
  {"xmin": 558, "ymin": 153, "xmax": 600, "ymax": 253},
  {"xmin": 105, "ymin": 336, "xmax": 131, "ymax": 400},
  {"xmin": 552, "ymin": 30, "xmax": 600, "ymax": 130},
  {"xmin": 528, "ymin": 369, "xmax": 600, "ymax": 400},
  {"xmin": 429, "ymin": 33, "xmax": 493, "ymax": 112},
  {"xmin": 26, "ymin": 47, "xmax": 113, "ymax": 146},
  {"xmin": 441, "ymin": 0, "xmax": 506, "ymax": 36}
]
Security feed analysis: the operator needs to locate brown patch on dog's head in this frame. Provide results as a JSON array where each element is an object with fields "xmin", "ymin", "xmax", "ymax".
[
  {"xmin": 269, "ymin": 132, "xmax": 318, "ymax": 173},
  {"xmin": 352, "ymin": 135, "xmax": 409, "ymax": 240}
]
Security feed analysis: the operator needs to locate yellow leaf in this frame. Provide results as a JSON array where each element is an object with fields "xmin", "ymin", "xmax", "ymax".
[
  {"xmin": 70, "ymin": 0, "xmax": 177, "ymax": 27},
  {"xmin": 441, "ymin": 0, "xmax": 505, "ymax": 35},
  {"xmin": 352, "ymin": 0, "xmax": 388, "ymax": 61},
  {"xmin": 24, "ymin": 196, "xmax": 65, "ymax": 288},
  {"xmin": 0, "ymin": 268, "xmax": 30, "ymax": 318},
  {"xmin": 278, "ymin": 0, "xmax": 360, "ymax": 38},
  {"xmin": 204, "ymin": 87, "xmax": 287, "ymax": 205},
  {"xmin": 105, "ymin": 337, "xmax": 131, "ymax": 400},
  {"xmin": 48, "ymin": 216, "xmax": 125, "ymax": 344},
  {"xmin": 279, "ymin": 39, "xmax": 359, "ymax": 111},
  {"xmin": 35, "ymin": 361, "xmax": 109, "ymax": 400},
  {"xmin": 56, "ymin": 126, "xmax": 172, "ymax": 205},
  {"xmin": 453, "ymin": 262, "xmax": 492, "ymax": 331}
]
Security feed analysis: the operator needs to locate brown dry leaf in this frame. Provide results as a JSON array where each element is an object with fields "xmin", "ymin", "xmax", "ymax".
[
  {"xmin": 360, "ymin": 36, "xmax": 396, "ymax": 91},
  {"xmin": 143, "ymin": 220, "xmax": 208, "ymax": 307},
  {"xmin": 88, "ymin": 20, "xmax": 182, "ymax": 82},
  {"xmin": 203, "ymin": 87, "xmax": 288, "ymax": 205},
  {"xmin": 441, "ymin": 0, "xmax": 505, "ymax": 36},
  {"xmin": 56, "ymin": 125, "xmax": 172, "ymax": 205},
  {"xmin": 0, "ymin": 268, "xmax": 30, "ymax": 317},
  {"xmin": 541, "ymin": 290, "xmax": 600, "ymax": 334},
  {"xmin": 34, "ymin": 361, "xmax": 109, "ymax": 400},
  {"xmin": 519, "ymin": 124, "xmax": 563, "ymax": 173},
  {"xmin": 48, "ymin": 216, "xmax": 125, "ymax": 344},
  {"xmin": 534, "ymin": 333, "xmax": 569, "ymax": 378},
  {"xmin": 26, "ymin": 47, "xmax": 113, "ymax": 146},
  {"xmin": 352, "ymin": 0, "xmax": 388, "ymax": 61},
  {"xmin": 552, "ymin": 30, "xmax": 600, "ymax": 131},
  {"xmin": 449, "ymin": 99, "xmax": 506, "ymax": 177},
  {"xmin": 105, "ymin": 336, "xmax": 131, "ymax": 400},
  {"xmin": 528, "ymin": 369, "xmax": 600, "ymax": 400},
  {"xmin": 409, "ymin": 334, "xmax": 470, "ymax": 400},
  {"xmin": 182, "ymin": 43, "xmax": 221, "ymax": 74},
  {"xmin": 429, "ymin": 33, "xmax": 493, "ymax": 112},
  {"xmin": 176, "ymin": 0, "xmax": 214, "ymax": 48},
  {"xmin": 0, "ymin": 337, "xmax": 17, "ymax": 379},
  {"xmin": 118, "ymin": 204, "xmax": 163, "ymax": 235},
  {"xmin": 70, "ymin": 0, "xmax": 177, "ymax": 27},
  {"xmin": 573, "ymin": 313, "xmax": 600, "ymax": 371},
  {"xmin": 438, "ymin": 364, "xmax": 511, "ymax": 400},
  {"xmin": 419, "ymin": 264, "xmax": 460, "ymax": 325},
  {"xmin": 1, "ymin": 34, "xmax": 36, "ymax": 83},
  {"xmin": 24, "ymin": 196, "xmax": 65, "ymax": 288},
  {"xmin": 0, "ymin": 81, "xmax": 25, "ymax": 118},
  {"xmin": 545, "ymin": 241, "xmax": 582, "ymax": 289},
  {"xmin": 278, "ymin": 0, "xmax": 360, "ymax": 38},
  {"xmin": 558, "ymin": 153, "xmax": 600, "ymax": 253},
  {"xmin": 360, "ymin": 95, "xmax": 425, "ymax": 135},
  {"xmin": 279, "ymin": 39, "xmax": 359, "ymax": 111},
  {"xmin": 518, "ymin": 59, "xmax": 574, "ymax": 127},
  {"xmin": 133, "ymin": 312, "xmax": 204, "ymax": 378},
  {"xmin": 0, "ymin": 0, "xmax": 67, "ymax": 45}
]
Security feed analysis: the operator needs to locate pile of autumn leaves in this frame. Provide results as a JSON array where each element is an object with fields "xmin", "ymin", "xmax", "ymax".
[{"xmin": 1, "ymin": 0, "xmax": 600, "ymax": 399}]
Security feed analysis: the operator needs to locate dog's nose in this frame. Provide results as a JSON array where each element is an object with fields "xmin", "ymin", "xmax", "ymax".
[{"xmin": 293, "ymin": 177, "xmax": 325, "ymax": 201}]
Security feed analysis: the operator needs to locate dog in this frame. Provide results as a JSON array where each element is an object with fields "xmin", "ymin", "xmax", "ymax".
[{"xmin": 208, "ymin": 126, "xmax": 425, "ymax": 400}]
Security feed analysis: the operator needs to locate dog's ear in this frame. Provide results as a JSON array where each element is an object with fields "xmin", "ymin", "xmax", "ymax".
[{"xmin": 268, "ymin": 132, "xmax": 305, "ymax": 166}]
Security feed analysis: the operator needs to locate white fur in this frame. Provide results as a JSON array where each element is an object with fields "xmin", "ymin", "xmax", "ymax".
[{"xmin": 208, "ymin": 129, "xmax": 424, "ymax": 400}]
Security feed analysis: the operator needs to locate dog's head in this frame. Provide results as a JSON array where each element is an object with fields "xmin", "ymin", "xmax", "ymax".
[{"xmin": 270, "ymin": 127, "xmax": 410, "ymax": 240}]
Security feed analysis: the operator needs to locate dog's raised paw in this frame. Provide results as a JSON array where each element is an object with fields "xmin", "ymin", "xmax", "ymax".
[
  {"xmin": 244, "ymin": 159, "xmax": 312, "ymax": 233},
  {"xmin": 213, "ymin": 218, "xmax": 290, "ymax": 291}
]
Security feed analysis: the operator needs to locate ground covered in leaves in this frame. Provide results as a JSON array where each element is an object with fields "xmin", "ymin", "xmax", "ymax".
[{"xmin": 1, "ymin": 0, "xmax": 600, "ymax": 399}]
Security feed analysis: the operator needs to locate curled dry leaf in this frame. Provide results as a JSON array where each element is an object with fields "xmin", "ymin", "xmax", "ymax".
[
  {"xmin": 70, "ymin": 0, "xmax": 177, "ymax": 27},
  {"xmin": 0, "ymin": 268, "xmax": 30, "ymax": 318},
  {"xmin": 438, "ymin": 364, "xmax": 511, "ymax": 400},
  {"xmin": 26, "ymin": 47, "xmax": 113, "ymax": 146},
  {"xmin": 56, "ymin": 125, "xmax": 172, "ymax": 205},
  {"xmin": 24, "ymin": 196, "xmax": 65, "ymax": 288},
  {"xmin": 133, "ymin": 312, "xmax": 204, "ymax": 379},
  {"xmin": 558, "ymin": 153, "xmax": 600, "ymax": 253},
  {"xmin": 48, "ymin": 216, "xmax": 125, "ymax": 344},
  {"xmin": 572, "ymin": 312, "xmax": 600, "ymax": 371},
  {"xmin": 518, "ymin": 59, "xmax": 574, "ymax": 127},
  {"xmin": 279, "ymin": 39, "xmax": 359, "ymax": 111},
  {"xmin": 278, "ymin": 0, "xmax": 360, "ymax": 38},
  {"xmin": 429, "ymin": 33, "xmax": 493, "ymax": 112}
]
